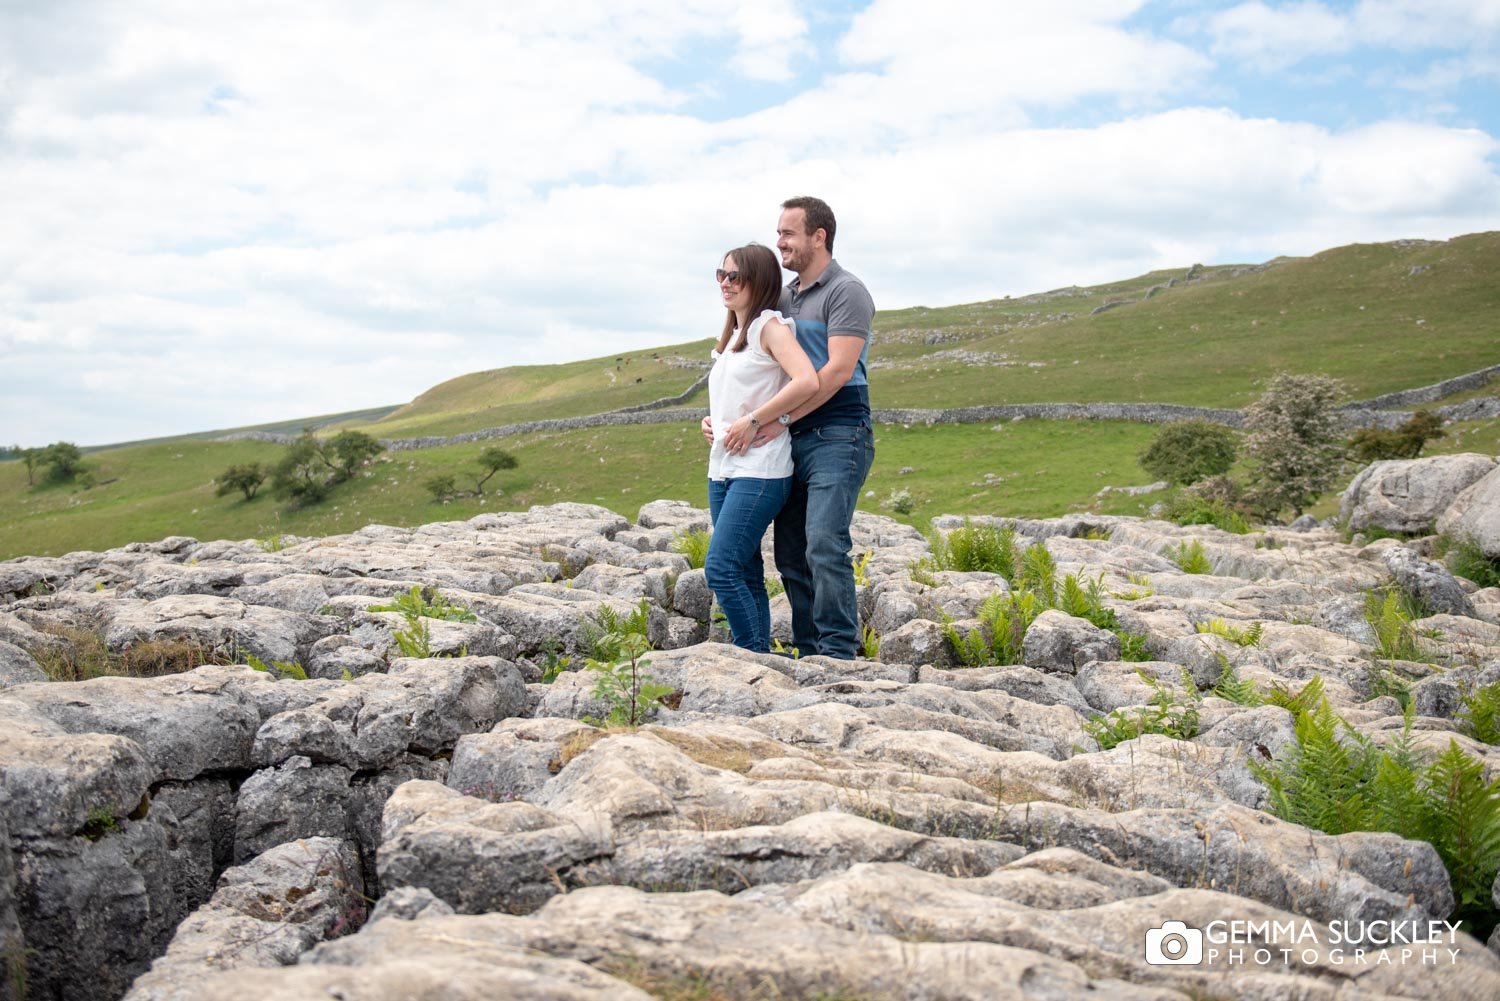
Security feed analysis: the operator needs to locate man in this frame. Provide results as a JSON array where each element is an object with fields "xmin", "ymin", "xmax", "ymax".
[{"xmin": 761, "ymin": 196, "xmax": 875, "ymax": 659}]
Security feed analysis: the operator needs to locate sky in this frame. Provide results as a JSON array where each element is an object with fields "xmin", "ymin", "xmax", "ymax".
[{"xmin": 2, "ymin": 0, "xmax": 1498, "ymax": 447}]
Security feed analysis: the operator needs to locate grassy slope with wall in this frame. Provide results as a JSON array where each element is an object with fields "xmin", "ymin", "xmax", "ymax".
[{"xmin": 3, "ymin": 233, "xmax": 1497, "ymax": 559}]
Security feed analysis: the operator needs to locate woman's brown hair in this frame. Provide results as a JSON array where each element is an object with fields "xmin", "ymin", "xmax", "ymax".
[{"xmin": 715, "ymin": 242, "xmax": 783, "ymax": 354}]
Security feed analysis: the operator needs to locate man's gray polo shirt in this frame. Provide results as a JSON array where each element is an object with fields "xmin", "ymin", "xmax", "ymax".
[{"xmin": 778, "ymin": 259, "xmax": 874, "ymax": 430}]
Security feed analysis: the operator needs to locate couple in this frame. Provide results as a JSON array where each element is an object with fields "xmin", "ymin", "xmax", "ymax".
[{"xmin": 701, "ymin": 196, "xmax": 875, "ymax": 660}]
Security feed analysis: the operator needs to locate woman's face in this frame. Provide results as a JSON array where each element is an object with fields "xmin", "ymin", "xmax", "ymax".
[{"xmin": 720, "ymin": 255, "xmax": 750, "ymax": 315}]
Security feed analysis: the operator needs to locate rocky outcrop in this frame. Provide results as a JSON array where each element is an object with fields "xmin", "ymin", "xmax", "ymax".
[
  {"xmin": 1340, "ymin": 454, "xmax": 1496, "ymax": 534},
  {"xmin": 1439, "ymin": 465, "xmax": 1500, "ymax": 559},
  {"xmin": 4, "ymin": 498, "xmax": 1500, "ymax": 1000}
]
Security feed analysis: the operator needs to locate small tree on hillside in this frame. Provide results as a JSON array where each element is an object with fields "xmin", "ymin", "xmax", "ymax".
[
  {"xmin": 473, "ymin": 447, "xmax": 518, "ymax": 494},
  {"xmin": 327, "ymin": 430, "xmax": 385, "ymax": 480},
  {"xmin": 215, "ymin": 463, "xmax": 268, "ymax": 501},
  {"xmin": 1244, "ymin": 373, "xmax": 1347, "ymax": 519},
  {"xmin": 271, "ymin": 433, "xmax": 333, "ymax": 505},
  {"xmin": 1138, "ymin": 420, "xmax": 1239, "ymax": 485},
  {"xmin": 11, "ymin": 445, "xmax": 41, "ymax": 485},
  {"xmin": 40, "ymin": 442, "xmax": 86, "ymax": 484}
]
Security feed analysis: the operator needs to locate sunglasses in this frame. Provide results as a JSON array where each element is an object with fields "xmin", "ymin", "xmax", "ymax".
[{"xmin": 715, "ymin": 269, "xmax": 744, "ymax": 284}]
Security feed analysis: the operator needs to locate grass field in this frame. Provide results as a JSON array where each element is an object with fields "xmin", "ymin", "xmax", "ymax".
[{"xmin": 4, "ymin": 232, "xmax": 1496, "ymax": 560}]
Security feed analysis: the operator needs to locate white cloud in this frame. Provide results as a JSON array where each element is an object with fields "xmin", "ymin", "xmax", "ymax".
[
  {"xmin": 1, "ymin": 2, "xmax": 1497, "ymax": 447},
  {"xmin": 1194, "ymin": 0, "xmax": 1500, "ymax": 69}
]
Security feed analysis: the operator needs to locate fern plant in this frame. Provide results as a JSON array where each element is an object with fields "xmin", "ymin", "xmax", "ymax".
[
  {"xmin": 1211, "ymin": 658, "xmax": 1264, "ymax": 706},
  {"xmin": 1420, "ymin": 741, "xmax": 1500, "ymax": 917},
  {"xmin": 1082, "ymin": 671, "xmax": 1201, "ymax": 750},
  {"xmin": 1458, "ymin": 681, "xmax": 1500, "ymax": 746},
  {"xmin": 585, "ymin": 599, "xmax": 653, "ymax": 659},
  {"xmin": 245, "ymin": 653, "xmax": 309, "ymax": 681},
  {"xmin": 1196, "ymin": 618, "xmax": 1263, "ymax": 647},
  {"xmin": 943, "ymin": 591, "xmax": 1039, "ymax": 667},
  {"xmin": 369, "ymin": 585, "xmax": 477, "ymax": 623},
  {"xmin": 584, "ymin": 631, "xmax": 672, "ymax": 728},
  {"xmin": 924, "ymin": 520, "xmax": 1019, "ymax": 576},
  {"xmin": 1250, "ymin": 699, "xmax": 1380, "ymax": 835},
  {"xmin": 1163, "ymin": 539, "xmax": 1213, "ymax": 574},
  {"xmin": 1363, "ymin": 588, "xmax": 1426, "ymax": 662},
  {"xmin": 1263, "ymin": 675, "xmax": 1325, "ymax": 716},
  {"xmin": 670, "ymin": 529, "xmax": 710, "ymax": 570}
]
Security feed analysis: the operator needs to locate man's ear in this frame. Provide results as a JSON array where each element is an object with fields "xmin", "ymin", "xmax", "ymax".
[{"xmin": 814, "ymin": 228, "xmax": 827, "ymax": 249}]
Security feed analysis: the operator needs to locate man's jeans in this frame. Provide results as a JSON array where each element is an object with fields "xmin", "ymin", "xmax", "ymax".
[
  {"xmin": 773, "ymin": 421, "xmax": 876, "ymax": 659},
  {"xmin": 706, "ymin": 475, "xmax": 793, "ymax": 653}
]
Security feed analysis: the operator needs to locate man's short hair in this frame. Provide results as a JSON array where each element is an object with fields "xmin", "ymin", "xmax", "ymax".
[{"xmin": 781, "ymin": 196, "xmax": 836, "ymax": 254}]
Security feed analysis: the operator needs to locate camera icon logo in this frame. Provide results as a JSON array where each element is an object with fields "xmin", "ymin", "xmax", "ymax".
[{"xmin": 1145, "ymin": 921, "xmax": 1204, "ymax": 965}]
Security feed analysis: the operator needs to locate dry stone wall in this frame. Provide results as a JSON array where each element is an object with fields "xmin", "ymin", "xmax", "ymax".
[{"xmin": 2, "ymin": 496, "xmax": 1500, "ymax": 1000}]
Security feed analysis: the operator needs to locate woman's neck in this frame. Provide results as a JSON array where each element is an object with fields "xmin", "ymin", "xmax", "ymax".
[{"xmin": 734, "ymin": 307, "xmax": 751, "ymax": 332}]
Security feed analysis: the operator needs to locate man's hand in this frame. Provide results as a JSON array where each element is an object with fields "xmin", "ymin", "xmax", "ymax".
[{"xmin": 700, "ymin": 415, "xmax": 714, "ymax": 443}]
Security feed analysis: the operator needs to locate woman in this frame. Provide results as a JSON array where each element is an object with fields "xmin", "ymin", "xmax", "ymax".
[{"xmin": 705, "ymin": 243, "xmax": 819, "ymax": 652}]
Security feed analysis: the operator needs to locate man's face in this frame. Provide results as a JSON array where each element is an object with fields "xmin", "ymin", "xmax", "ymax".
[{"xmin": 776, "ymin": 208, "xmax": 819, "ymax": 273}]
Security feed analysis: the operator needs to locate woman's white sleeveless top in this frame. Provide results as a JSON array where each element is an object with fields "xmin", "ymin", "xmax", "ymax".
[{"xmin": 707, "ymin": 309, "xmax": 794, "ymax": 479}]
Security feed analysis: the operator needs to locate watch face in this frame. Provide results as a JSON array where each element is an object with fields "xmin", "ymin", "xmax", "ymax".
[{"xmin": 779, "ymin": 414, "xmax": 790, "ymax": 425}]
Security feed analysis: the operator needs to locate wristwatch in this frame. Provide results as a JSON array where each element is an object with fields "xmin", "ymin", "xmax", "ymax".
[
  {"xmin": 748, "ymin": 415, "xmax": 761, "ymax": 428},
  {"xmin": 778, "ymin": 413, "xmax": 791, "ymax": 426}
]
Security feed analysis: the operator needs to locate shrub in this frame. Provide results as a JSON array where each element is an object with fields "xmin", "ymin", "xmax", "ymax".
[
  {"xmin": 215, "ymin": 463, "xmax": 267, "ymax": 501},
  {"xmin": 670, "ymin": 528, "xmax": 710, "ymax": 570},
  {"xmin": 271, "ymin": 430, "xmax": 384, "ymax": 506},
  {"xmin": 1348, "ymin": 410, "xmax": 1446, "ymax": 463},
  {"xmin": 883, "ymin": 488, "xmax": 915, "ymax": 515},
  {"xmin": 1163, "ymin": 488, "xmax": 1252, "ymax": 534},
  {"xmin": 245, "ymin": 653, "xmax": 309, "ymax": 680},
  {"xmin": 1243, "ymin": 372, "xmax": 1347, "ymax": 518},
  {"xmin": 424, "ymin": 473, "xmax": 460, "ymax": 502},
  {"xmin": 1138, "ymin": 420, "xmax": 1239, "ymax": 485}
]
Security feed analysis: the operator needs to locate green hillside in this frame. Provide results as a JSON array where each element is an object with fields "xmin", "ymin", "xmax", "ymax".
[{"xmin": 3, "ymin": 233, "xmax": 1497, "ymax": 560}]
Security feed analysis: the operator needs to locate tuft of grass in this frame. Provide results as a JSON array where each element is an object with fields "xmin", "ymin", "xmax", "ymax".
[
  {"xmin": 28, "ymin": 627, "xmax": 235, "ymax": 681},
  {"xmin": 1439, "ymin": 532, "xmax": 1500, "ymax": 589}
]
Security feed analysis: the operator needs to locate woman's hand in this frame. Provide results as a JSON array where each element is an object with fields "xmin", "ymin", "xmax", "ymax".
[
  {"xmin": 720, "ymin": 414, "xmax": 758, "ymax": 455},
  {"xmin": 700, "ymin": 415, "xmax": 714, "ymax": 444}
]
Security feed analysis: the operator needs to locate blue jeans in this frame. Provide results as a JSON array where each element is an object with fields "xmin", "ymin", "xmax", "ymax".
[
  {"xmin": 773, "ymin": 421, "xmax": 875, "ymax": 659},
  {"xmin": 706, "ymin": 475, "xmax": 793, "ymax": 653}
]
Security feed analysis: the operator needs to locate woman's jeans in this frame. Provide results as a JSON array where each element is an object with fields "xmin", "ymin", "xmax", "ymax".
[
  {"xmin": 772, "ymin": 421, "xmax": 876, "ymax": 660},
  {"xmin": 706, "ymin": 475, "xmax": 792, "ymax": 653}
]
